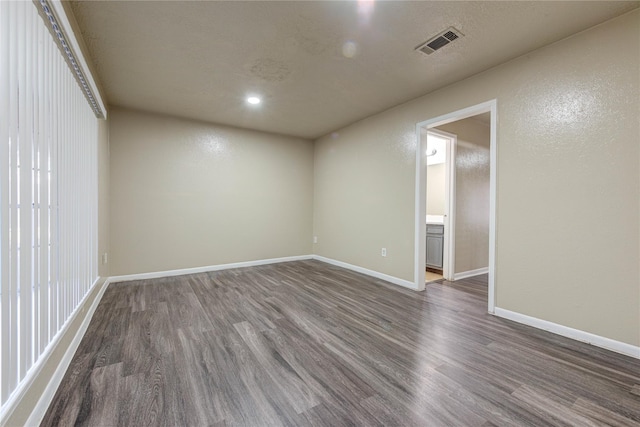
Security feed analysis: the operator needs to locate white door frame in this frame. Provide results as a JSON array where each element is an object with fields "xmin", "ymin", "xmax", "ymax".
[
  {"xmin": 414, "ymin": 100, "xmax": 497, "ymax": 314},
  {"xmin": 424, "ymin": 128, "xmax": 457, "ymax": 281}
]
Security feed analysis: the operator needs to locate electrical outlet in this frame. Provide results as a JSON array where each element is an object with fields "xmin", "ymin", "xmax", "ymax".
[
  {"xmin": 313, "ymin": 236, "xmax": 318, "ymax": 244},
  {"xmin": 102, "ymin": 253, "xmax": 108, "ymax": 265},
  {"xmin": 381, "ymin": 248, "xmax": 387, "ymax": 257}
]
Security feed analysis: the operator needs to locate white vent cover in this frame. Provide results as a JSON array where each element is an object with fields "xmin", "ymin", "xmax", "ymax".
[{"xmin": 416, "ymin": 27, "xmax": 464, "ymax": 55}]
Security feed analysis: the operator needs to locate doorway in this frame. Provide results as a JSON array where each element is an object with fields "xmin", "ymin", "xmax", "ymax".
[
  {"xmin": 413, "ymin": 100, "xmax": 497, "ymax": 313},
  {"xmin": 423, "ymin": 129, "xmax": 456, "ymax": 283}
]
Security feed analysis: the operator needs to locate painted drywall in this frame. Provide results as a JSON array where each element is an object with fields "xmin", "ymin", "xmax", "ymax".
[
  {"xmin": 437, "ymin": 118, "xmax": 490, "ymax": 275},
  {"xmin": 453, "ymin": 143, "xmax": 490, "ymax": 274},
  {"xmin": 109, "ymin": 108, "xmax": 314, "ymax": 275},
  {"xmin": 438, "ymin": 117, "xmax": 491, "ymax": 149},
  {"xmin": 98, "ymin": 118, "xmax": 110, "ymax": 277},
  {"xmin": 313, "ymin": 10, "xmax": 639, "ymax": 346},
  {"xmin": 426, "ymin": 163, "xmax": 445, "ymax": 215}
]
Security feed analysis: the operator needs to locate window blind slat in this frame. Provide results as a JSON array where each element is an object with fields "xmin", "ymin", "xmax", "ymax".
[
  {"xmin": 61, "ymin": 67, "xmax": 67, "ymax": 322},
  {"xmin": 29, "ymin": 5, "xmax": 40, "ymax": 362},
  {"xmin": 8, "ymin": 0, "xmax": 20, "ymax": 394},
  {"xmin": 18, "ymin": 1, "xmax": 34, "ymax": 378},
  {"xmin": 30, "ymin": 5, "xmax": 38, "ymax": 370},
  {"xmin": 0, "ymin": 0, "xmax": 12, "ymax": 405},
  {"xmin": 49, "ymin": 44, "xmax": 58, "ymax": 339},
  {"xmin": 31, "ymin": 11, "xmax": 40, "ymax": 359},
  {"xmin": 38, "ymin": 15, "xmax": 50, "ymax": 354}
]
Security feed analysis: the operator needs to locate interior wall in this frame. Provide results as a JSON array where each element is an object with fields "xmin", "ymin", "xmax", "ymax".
[
  {"xmin": 109, "ymin": 108, "xmax": 314, "ymax": 276},
  {"xmin": 98, "ymin": 118, "xmax": 110, "ymax": 277},
  {"xmin": 436, "ymin": 118, "xmax": 490, "ymax": 274},
  {"xmin": 426, "ymin": 163, "xmax": 445, "ymax": 215},
  {"xmin": 313, "ymin": 10, "xmax": 639, "ymax": 346},
  {"xmin": 437, "ymin": 117, "xmax": 491, "ymax": 149}
]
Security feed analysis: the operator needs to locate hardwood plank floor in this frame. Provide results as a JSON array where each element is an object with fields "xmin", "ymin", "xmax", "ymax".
[{"xmin": 41, "ymin": 260, "xmax": 640, "ymax": 426}]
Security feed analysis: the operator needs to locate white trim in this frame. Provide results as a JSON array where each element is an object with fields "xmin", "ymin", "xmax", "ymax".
[
  {"xmin": 111, "ymin": 255, "xmax": 417, "ymax": 290},
  {"xmin": 414, "ymin": 122, "xmax": 427, "ymax": 291},
  {"xmin": 312, "ymin": 255, "xmax": 418, "ymax": 290},
  {"xmin": 415, "ymin": 99, "xmax": 497, "ymax": 313},
  {"xmin": 487, "ymin": 101, "xmax": 497, "ymax": 314},
  {"xmin": 494, "ymin": 307, "xmax": 640, "ymax": 359},
  {"xmin": 109, "ymin": 255, "xmax": 313, "ymax": 283},
  {"xmin": 453, "ymin": 267, "xmax": 489, "ymax": 281},
  {"xmin": 447, "ymin": 134, "xmax": 457, "ymax": 282},
  {"xmin": 0, "ymin": 277, "xmax": 110, "ymax": 427}
]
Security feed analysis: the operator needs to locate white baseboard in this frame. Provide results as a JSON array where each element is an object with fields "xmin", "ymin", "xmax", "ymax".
[
  {"xmin": 0, "ymin": 277, "xmax": 110, "ymax": 427},
  {"xmin": 109, "ymin": 255, "xmax": 314, "ymax": 283},
  {"xmin": 109, "ymin": 254, "xmax": 417, "ymax": 291},
  {"xmin": 312, "ymin": 255, "xmax": 417, "ymax": 290},
  {"xmin": 494, "ymin": 307, "xmax": 640, "ymax": 359},
  {"xmin": 453, "ymin": 267, "xmax": 489, "ymax": 281}
]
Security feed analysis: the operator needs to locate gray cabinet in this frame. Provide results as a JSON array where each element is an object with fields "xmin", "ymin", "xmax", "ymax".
[{"xmin": 426, "ymin": 224, "xmax": 444, "ymax": 269}]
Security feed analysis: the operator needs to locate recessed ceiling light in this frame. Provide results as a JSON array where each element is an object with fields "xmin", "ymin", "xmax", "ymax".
[{"xmin": 247, "ymin": 96, "xmax": 261, "ymax": 105}]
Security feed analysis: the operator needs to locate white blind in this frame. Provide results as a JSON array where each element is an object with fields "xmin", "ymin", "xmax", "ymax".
[{"xmin": 0, "ymin": 0, "xmax": 99, "ymax": 410}]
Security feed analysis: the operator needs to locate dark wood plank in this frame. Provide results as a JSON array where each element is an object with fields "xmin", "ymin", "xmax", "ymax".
[{"xmin": 41, "ymin": 261, "xmax": 640, "ymax": 426}]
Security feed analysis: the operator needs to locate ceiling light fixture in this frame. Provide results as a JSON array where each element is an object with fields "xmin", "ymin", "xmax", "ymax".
[{"xmin": 247, "ymin": 96, "xmax": 261, "ymax": 105}]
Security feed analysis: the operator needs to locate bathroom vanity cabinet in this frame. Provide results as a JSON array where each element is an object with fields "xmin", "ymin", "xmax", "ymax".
[{"xmin": 426, "ymin": 224, "xmax": 444, "ymax": 269}]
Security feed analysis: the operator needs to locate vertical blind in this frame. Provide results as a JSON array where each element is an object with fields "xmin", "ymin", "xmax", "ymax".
[{"xmin": 0, "ymin": 0, "xmax": 99, "ymax": 410}]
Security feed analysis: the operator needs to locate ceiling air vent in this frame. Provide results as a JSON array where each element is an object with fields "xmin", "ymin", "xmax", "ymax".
[{"xmin": 416, "ymin": 27, "xmax": 464, "ymax": 55}]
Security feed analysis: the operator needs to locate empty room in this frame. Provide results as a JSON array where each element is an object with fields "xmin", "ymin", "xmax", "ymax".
[{"xmin": 1, "ymin": 1, "xmax": 639, "ymax": 426}]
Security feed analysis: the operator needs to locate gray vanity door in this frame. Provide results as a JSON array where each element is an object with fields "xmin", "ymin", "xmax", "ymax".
[{"xmin": 426, "ymin": 235, "xmax": 443, "ymax": 268}]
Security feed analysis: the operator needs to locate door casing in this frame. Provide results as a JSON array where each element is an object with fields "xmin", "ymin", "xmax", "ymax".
[{"xmin": 413, "ymin": 100, "xmax": 497, "ymax": 314}]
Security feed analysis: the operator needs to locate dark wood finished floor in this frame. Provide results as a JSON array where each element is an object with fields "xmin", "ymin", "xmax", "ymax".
[{"xmin": 42, "ymin": 260, "xmax": 640, "ymax": 426}]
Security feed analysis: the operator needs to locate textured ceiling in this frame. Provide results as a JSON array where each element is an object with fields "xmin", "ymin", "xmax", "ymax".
[{"xmin": 70, "ymin": 1, "xmax": 639, "ymax": 139}]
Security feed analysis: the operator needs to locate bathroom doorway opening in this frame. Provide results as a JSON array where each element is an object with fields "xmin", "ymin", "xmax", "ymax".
[{"xmin": 423, "ymin": 129, "xmax": 456, "ymax": 283}]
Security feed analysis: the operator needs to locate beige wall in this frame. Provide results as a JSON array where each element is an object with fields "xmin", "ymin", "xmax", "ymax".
[
  {"xmin": 426, "ymin": 163, "xmax": 445, "ymax": 215},
  {"xmin": 98, "ymin": 118, "xmax": 110, "ymax": 277},
  {"xmin": 437, "ymin": 118, "xmax": 490, "ymax": 274},
  {"xmin": 110, "ymin": 108, "xmax": 314, "ymax": 275},
  {"xmin": 313, "ymin": 11, "xmax": 639, "ymax": 346},
  {"xmin": 438, "ymin": 117, "xmax": 490, "ymax": 149}
]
